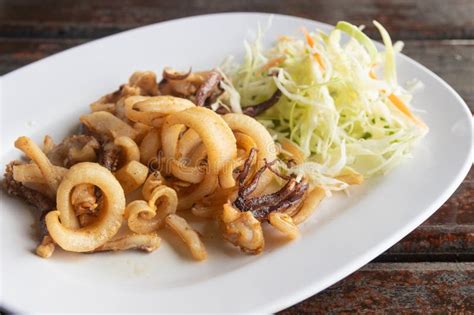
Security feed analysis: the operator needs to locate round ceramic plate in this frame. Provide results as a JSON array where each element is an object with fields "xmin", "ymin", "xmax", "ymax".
[{"xmin": 0, "ymin": 13, "xmax": 472, "ymax": 313}]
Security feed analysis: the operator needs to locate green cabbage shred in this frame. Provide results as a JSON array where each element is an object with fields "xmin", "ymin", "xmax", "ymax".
[{"xmin": 221, "ymin": 21, "xmax": 427, "ymax": 191}]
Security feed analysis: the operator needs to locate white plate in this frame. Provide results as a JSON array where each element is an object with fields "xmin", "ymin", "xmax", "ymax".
[{"xmin": 0, "ymin": 13, "xmax": 472, "ymax": 313}]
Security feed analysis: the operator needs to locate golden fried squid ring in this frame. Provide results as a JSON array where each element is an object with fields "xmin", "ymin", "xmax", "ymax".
[
  {"xmin": 234, "ymin": 132, "xmax": 258, "ymax": 153},
  {"xmin": 114, "ymin": 136, "xmax": 140, "ymax": 163},
  {"xmin": 165, "ymin": 214, "xmax": 207, "ymax": 261},
  {"xmin": 125, "ymin": 185, "xmax": 178, "ymax": 234},
  {"xmin": 191, "ymin": 187, "xmax": 236, "ymax": 219},
  {"xmin": 142, "ymin": 172, "xmax": 164, "ymax": 200},
  {"xmin": 168, "ymin": 128, "xmax": 208, "ymax": 184},
  {"xmin": 169, "ymin": 161, "xmax": 205, "ymax": 184},
  {"xmin": 162, "ymin": 107, "xmax": 237, "ymax": 210},
  {"xmin": 279, "ymin": 138, "xmax": 305, "ymax": 165},
  {"xmin": 175, "ymin": 176, "xmax": 219, "ymax": 211},
  {"xmin": 133, "ymin": 122, "xmax": 152, "ymax": 144},
  {"xmin": 220, "ymin": 203, "xmax": 264, "ymax": 254},
  {"xmin": 218, "ymin": 161, "xmax": 239, "ymax": 190},
  {"xmin": 291, "ymin": 187, "xmax": 325, "ymax": 225},
  {"xmin": 139, "ymin": 128, "xmax": 161, "ymax": 165},
  {"xmin": 45, "ymin": 162, "xmax": 125, "ymax": 252},
  {"xmin": 80, "ymin": 111, "xmax": 138, "ymax": 140},
  {"xmin": 94, "ymin": 233, "xmax": 161, "ymax": 253},
  {"xmin": 188, "ymin": 143, "xmax": 207, "ymax": 166},
  {"xmin": 163, "ymin": 107, "xmax": 236, "ymax": 178},
  {"xmin": 222, "ymin": 114, "xmax": 277, "ymax": 192},
  {"xmin": 177, "ymin": 129, "xmax": 202, "ymax": 158},
  {"xmin": 160, "ymin": 124, "xmax": 184, "ymax": 158},
  {"xmin": 14, "ymin": 137, "xmax": 65, "ymax": 194},
  {"xmin": 124, "ymin": 95, "xmax": 195, "ymax": 127},
  {"xmin": 160, "ymin": 125, "xmax": 206, "ymax": 184},
  {"xmin": 218, "ymin": 132, "xmax": 258, "ymax": 189},
  {"xmin": 268, "ymin": 212, "xmax": 300, "ymax": 239}
]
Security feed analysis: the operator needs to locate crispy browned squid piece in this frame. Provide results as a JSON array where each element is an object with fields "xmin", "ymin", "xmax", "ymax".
[
  {"xmin": 195, "ymin": 70, "xmax": 222, "ymax": 106},
  {"xmin": 242, "ymin": 90, "xmax": 282, "ymax": 117},
  {"xmin": 233, "ymin": 148, "xmax": 309, "ymax": 221},
  {"xmin": 158, "ymin": 69, "xmax": 223, "ymax": 106}
]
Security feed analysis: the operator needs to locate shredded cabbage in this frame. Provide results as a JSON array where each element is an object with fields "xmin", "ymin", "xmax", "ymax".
[{"xmin": 222, "ymin": 21, "xmax": 427, "ymax": 191}]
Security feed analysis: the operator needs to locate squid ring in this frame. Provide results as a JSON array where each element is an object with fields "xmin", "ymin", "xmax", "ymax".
[
  {"xmin": 139, "ymin": 128, "xmax": 161, "ymax": 165},
  {"xmin": 177, "ymin": 129, "xmax": 202, "ymax": 158},
  {"xmin": 291, "ymin": 187, "xmax": 325, "ymax": 225},
  {"xmin": 45, "ymin": 162, "xmax": 125, "ymax": 252},
  {"xmin": 223, "ymin": 113, "xmax": 276, "ymax": 167},
  {"xmin": 114, "ymin": 136, "xmax": 140, "ymax": 163},
  {"xmin": 162, "ymin": 107, "xmax": 236, "ymax": 175},
  {"xmin": 124, "ymin": 95, "xmax": 195, "ymax": 127},
  {"xmin": 169, "ymin": 128, "xmax": 206, "ymax": 183},
  {"xmin": 268, "ymin": 212, "xmax": 300, "ymax": 239},
  {"xmin": 222, "ymin": 114, "xmax": 276, "ymax": 192},
  {"xmin": 126, "ymin": 185, "xmax": 178, "ymax": 234},
  {"xmin": 162, "ymin": 107, "xmax": 236, "ymax": 209},
  {"xmin": 142, "ymin": 172, "xmax": 164, "ymax": 200},
  {"xmin": 218, "ymin": 132, "xmax": 258, "ymax": 189}
]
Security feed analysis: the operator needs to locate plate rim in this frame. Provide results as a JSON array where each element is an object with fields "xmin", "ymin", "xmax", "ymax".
[{"xmin": 1, "ymin": 12, "xmax": 472, "ymax": 313}]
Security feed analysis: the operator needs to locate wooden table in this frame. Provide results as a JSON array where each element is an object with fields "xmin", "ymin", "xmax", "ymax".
[{"xmin": 1, "ymin": 1, "xmax": 472, "ymax": 312}]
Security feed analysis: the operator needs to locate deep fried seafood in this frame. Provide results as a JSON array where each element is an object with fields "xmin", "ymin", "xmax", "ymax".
[
  {"xmin": 220, "ymin": 203, "xmax": 264, "ymax": 254},
  {"xmin": 126, "ymin": 185, "xmax": 178, "ymax": 234},
  {"xmin": 165, "ymin": 214, "xmax": 207, "ymax": 261},
  {"xmin": 4, "ymin": 69, "xmax": 334, "ymax": 261},
  {"xmin": 80, "ymin": 111, "xmax": 138, "ymax": 140},
  {"xmin": 232, "ymin": 152, "xmax": 309, "ymax": 221},
  {"xmin": 94, "ymin": 233, "xmax": 161, "ymax": 253},
  {"xmin": 45, "ymin": 162, "xmax": 125, "ymax": 252},
  {"xmin": 242, "ymin": 90, "xmax": 282, "ymax": 117},
  {"xmin": 46, "ymin": 135, "xmax": 100, "ymax": 167},
  {"xmin": 195, "ymin": 70, "xmax": 222, "ymax": 106}
]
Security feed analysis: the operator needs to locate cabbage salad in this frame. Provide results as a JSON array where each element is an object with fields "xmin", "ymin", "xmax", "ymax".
[{"xmin": 221, "ymin": 21, "xmax": 428, "ymax": 192}]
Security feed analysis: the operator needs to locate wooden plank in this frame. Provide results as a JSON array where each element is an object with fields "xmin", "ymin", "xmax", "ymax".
[
  {"xmin": 280, "ymin": 262, "xmax": 474, "ymax": 314},
  {"xmin": 0, "ymin": 38, "xmax": 84, "ymax": 74},
  {"xmin": 0, "ymin": 0, "xmax": 473, "ymax": 40}
]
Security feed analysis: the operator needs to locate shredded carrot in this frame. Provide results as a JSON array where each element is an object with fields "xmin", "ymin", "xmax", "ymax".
[
  {"xmin": 301, "ymin": 27, "xmax": 325, "ymax": 70},
  {"xmin": 257, "ymin": 57, "xmax": 286, "ymax": 75},
  {"xmin": 388, "ymin": 94, "xmax": 427, "ymax": 129},
  {"xmin": 301, "ymin": 27, "xmax": 315, "ymax": 48},
  {"xmin": 312, "ymin": 53, "xmax": 325, "ymax": 70},
  {"xmin": 370, "ymin": 69, "xmax": 427, "ymax": 129},
  {"xmin": 369, "ymin": 69, "xmax": 377, "ymax": 79}
]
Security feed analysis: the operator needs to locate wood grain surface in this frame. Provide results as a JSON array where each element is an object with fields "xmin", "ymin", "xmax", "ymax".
[
  {"xmin": 0, "ymin": 0, "xmax": 472, "ymax": 313},
  {"xmin": 280, "ymin": 263, "xmax": 474, "ymax": 313},
  {"xmin": 0, "ymin": 0, "xmax": 473, "ymax": 39}
]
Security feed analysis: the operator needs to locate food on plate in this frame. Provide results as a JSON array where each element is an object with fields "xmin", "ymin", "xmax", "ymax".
[{"xmin": 3, "ymin": 21, "xmax": 427, "ymax": 260}]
